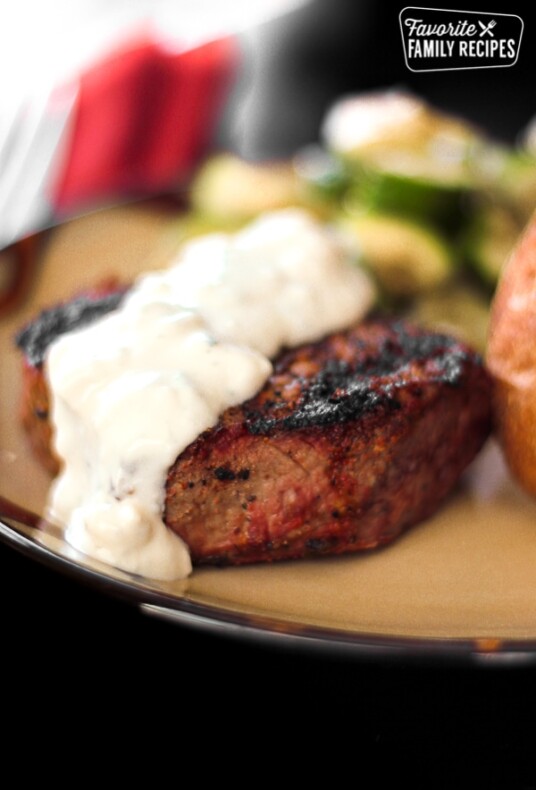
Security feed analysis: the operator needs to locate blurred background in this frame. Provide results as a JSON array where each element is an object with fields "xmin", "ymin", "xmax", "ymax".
[
  {"xmin": 226, "ymin": 0, "xmax": 533, "ymax": 158},
  {"xmin": 1, "ymin": 1, "xmax": 536, "ymax": 778},
  {"xmin": 0, "ymin": 0, "xmax": 532, "ymax": 248}
]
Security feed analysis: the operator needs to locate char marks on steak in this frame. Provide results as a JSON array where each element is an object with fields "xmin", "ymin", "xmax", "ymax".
[
  {"xmin": 16, "ymin": 293, "xmax": 492, "ymax": 567},
  {"xmin": 166, "ymin": 319, "xmax": 491, "ymax": 565},
  {"xmin": 16, "ymin": 287, "xmax": 126, "ymax": 475}
]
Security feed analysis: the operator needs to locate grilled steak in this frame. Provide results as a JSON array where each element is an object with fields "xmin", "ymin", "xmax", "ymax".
[
  {"xmin": 166, "ymin": 319, "xmax": 491, "ymax": 564},
  {"xmin": 17, "ymin": 293, "xmax": 492, "ymax": 567},
  {"xmin": 16, "ymin": 285, "xmax": 126, "ymax": 476}
]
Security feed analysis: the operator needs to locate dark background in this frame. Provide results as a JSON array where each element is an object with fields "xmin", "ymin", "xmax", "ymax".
[
  {"xmin": 2, "ymin": 1, "xmax": 536, "ymax": 780},
  {"xmin": 226, "ymin": 0, "xmax": 534, "ymax": 159}
]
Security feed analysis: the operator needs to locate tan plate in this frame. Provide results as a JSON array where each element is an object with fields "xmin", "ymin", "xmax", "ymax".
[{"xmin": 2, "ymin": 202, "xmax": 536, "ymax": 662}]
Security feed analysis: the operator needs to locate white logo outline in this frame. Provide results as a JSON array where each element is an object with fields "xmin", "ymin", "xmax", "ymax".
[{"xmin": 399, "ymin": 7, "xmax": 524, "ymax": 73}]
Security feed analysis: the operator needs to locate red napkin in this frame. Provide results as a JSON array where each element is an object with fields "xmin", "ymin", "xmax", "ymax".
[{"xmin": 53, "ymin": 34, "xmax": 238, "ymax": 215}]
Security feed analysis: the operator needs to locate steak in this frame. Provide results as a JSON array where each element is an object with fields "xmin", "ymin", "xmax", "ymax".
[
  {"xmin": 165, "ymin": 319, "xmax": 492, "ymax": 565},
  {"xmin": 17, "ymin": 294, "xmax": 492, "ymax": 567},
  {"xmin": 16, "ymin": 285, "xmax": 126, "ymax": 476}
]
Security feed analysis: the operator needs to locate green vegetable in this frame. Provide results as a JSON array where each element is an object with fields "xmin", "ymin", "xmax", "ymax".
[
  {"xmin": 337, "ymin": 211, "xmax": 454, "ymax": 299},
  {"xmin": 345, "ymin": 166, "xmax": 470, "ymax": 233},
  {"xmin": 462, "ymin": 202, "xmax": 522, "ymax": 288},
  {"xmin": 495, "ymin": 152, "xmax": 536, "ymax": 222},
  {"xmin": 408, "ymin": 280, "xmax": 490, "ymax": 353},
  {"xmin": 190, "ymin": 154, "xmax": 302, "ymax": 221}
]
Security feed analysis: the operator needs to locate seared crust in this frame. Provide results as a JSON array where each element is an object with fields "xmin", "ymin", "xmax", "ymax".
[
  {"xmin": 20, "ymin": 359, "xmax": 60, "ymax": 476},
  {"xmin": 16, "ymin": 284, "xmax": 125, "ymax": 476},
  {"xmin": 165, "ymin": 320, "xmax": 492, "ymax": 565},
  {"xmin": 17, "ymin": 299, "xmax": 492, "ymax": 567}
]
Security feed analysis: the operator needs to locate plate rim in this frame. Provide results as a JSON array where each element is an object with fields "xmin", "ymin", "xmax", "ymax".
[
  {"xmin": 3, "ymin": 209, "xmax": 536, "ymax": 667},
  {"xmin": 2, "ymin": 514, "xmax": 536, "ymax": 664}
]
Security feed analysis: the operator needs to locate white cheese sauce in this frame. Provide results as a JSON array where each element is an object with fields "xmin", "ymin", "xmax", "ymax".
[{"xmin": 45, "ymin": 209, "xmax": 376, "ymax": 580}]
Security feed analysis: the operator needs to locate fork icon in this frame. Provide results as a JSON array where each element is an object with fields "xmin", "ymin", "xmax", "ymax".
[{"xmin": 479, "ymin": 19, "xmax": 496, "ymax": 36}]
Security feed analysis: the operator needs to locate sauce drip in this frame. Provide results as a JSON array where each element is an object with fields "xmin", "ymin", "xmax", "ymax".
[{"xmin": 45, "ymin": 209, "xmax": 376, "ymax": 579}]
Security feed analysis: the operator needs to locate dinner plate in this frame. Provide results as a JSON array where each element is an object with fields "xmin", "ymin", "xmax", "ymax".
[{"xmin": 3, "ymin": 202, "xmax": 536, "ymax": 664}]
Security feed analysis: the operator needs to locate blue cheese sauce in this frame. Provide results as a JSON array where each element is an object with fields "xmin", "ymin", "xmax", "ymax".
[{"xmin": 45, "ymin": 209, "xmax": 376, "ymax": 579}]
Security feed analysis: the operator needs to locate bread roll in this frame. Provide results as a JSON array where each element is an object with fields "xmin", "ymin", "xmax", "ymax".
[{"xmin": 487, "ymin": 213, "xmax": 536, "ymax": 494}]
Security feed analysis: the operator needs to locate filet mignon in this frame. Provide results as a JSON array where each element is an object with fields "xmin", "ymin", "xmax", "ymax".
[{"xmin": 16, "ymin": 295, "xmax": 492, "ymax": 566}]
